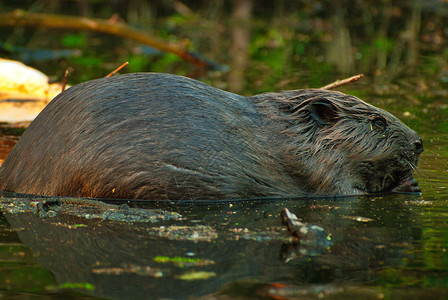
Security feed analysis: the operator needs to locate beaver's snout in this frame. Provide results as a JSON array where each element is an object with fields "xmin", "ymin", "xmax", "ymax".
[
  {"xmin": 390, "ymin": 136, "xmax": 423, "ymax": 194},
  {"xmin": 392, "ymin": 176, "xmax": 421, "ymax": 194}
]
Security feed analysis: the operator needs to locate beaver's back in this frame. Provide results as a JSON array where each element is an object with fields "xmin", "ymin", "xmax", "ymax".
[
  {"xmin": 0, "ymin": 73, "xmax": 423, "ymax": 199},
  {"xmin": 0, "ymin": 73, "xmax": 299, "ymax": 200}
]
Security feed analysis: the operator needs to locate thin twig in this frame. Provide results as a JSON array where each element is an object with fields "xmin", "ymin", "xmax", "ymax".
[
  {"xmin": 61, "ymin": 69, "xmax": 70, "ymax": 92},
  {"xmin": 105, "ymin": 61, "xmax": 129, "ymax": 77},
  {"xmin": 320, "ymin": 74, "xmax": 364, "ymax": 90}
]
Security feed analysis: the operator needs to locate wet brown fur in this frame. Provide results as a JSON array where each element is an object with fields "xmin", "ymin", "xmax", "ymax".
[{"xmin": 0, "ymin": 73, "xmax": 423, "ymax": 200}]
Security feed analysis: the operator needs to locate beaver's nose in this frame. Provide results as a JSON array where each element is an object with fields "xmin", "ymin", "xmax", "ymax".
[{"xmin": 413, "ymin": 137, "xmax": 424, "ymax": 154}]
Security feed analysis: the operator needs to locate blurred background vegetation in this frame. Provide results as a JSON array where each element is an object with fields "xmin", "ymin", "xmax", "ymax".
[{"xmin": 0, "ymin": 0, "xmax": 446, "ymax": 97}]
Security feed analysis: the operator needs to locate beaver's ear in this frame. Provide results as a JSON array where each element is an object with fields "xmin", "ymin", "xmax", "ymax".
[{"xmin": 308, "ymin": 99, "xmax": 339, "ymax": 124}]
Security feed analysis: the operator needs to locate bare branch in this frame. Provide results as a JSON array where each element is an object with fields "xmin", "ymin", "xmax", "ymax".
[
  {"xmin": 61, "ymin": 69, "xmax": 70, "ymax": 92},
  {"xmin": 105, "ymin": 62, "xmax": 129, "ymax": 77},
  {"xmin": 0, "ymin": 10, "xmax": 218, "ymax": 71},
  {"xmin": 320, "ymin": 74, "xmax": 364, "ymax": 90}
]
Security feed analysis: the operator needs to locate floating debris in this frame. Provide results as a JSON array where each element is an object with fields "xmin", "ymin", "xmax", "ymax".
[
  {"xmin": 256, "ymin": 282, "xmax": 384, "ymax": 299},
  {"xmin": 46, "ymin": 282, "xmax": 95, "ymax": 292},
  {"xmin": 0, "ymin": 197, "xmax": 182, "ymax": 223},
  {"xmin": 148, "ymin": 225, "xmax": 218, "ymax": 242},
  {"xmin": 92, "ymin": 264, "xmax": 164, "ymax": 278},
  {"xmin": 342, "ymin": 216, "xmax": 373, "ymax": 223},
  {"xmin": 228, "ymin": 226, "xmax": 286, "ymax": 242},
  {"xmin": 154, "ymin": 256, "xmax": 215, "ymax": 268},
  {"xmin": 176, "ymin": 271, "xmax": 216, "ymax": 281},
  {"xmin": 405, "ymin": 200, "xmax": 433, "ymax": 206}
]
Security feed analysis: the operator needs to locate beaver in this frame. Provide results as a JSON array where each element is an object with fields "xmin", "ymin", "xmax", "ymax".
[{"xmin": 0, "ymin": 73, "xmax": 423, "ymax": 200}]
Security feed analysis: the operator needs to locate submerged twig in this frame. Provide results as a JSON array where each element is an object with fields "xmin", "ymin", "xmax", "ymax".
[
  {"xmin": 105, "ymin": 61, "xmax": 129, "ymax": 77},
  {"xmin": 280, "ymin": 208, "xmax": 328, "ymax": 240},
  {"xmin": 281, "ymin": 208, "xmax": 308, "ymax": 239},
  {"xmin": 320, "ymin": 74, "xmax": 364, "ymax": 90}
]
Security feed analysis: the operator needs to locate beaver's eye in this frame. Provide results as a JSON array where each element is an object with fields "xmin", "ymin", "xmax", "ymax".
[{"xmin": 369, "ymin": 115, "xmax": 387, "ymax": 131}]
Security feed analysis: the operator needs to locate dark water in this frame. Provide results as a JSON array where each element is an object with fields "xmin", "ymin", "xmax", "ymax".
[{"xmin": 0, "ymin": 191, "xmax": 448, "ymax": 299}]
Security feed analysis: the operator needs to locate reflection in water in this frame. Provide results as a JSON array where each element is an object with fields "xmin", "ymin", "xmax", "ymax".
[{"xmin": 1, "ymin": 193, "xmax": 441, "ymax": 299}]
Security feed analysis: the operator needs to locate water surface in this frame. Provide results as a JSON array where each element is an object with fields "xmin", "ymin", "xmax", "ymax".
[{"xmin": 0, "ymin": 189, "xmax": 447, "ymax": 299}]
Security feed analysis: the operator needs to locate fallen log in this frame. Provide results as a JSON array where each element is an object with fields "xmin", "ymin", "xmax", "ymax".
[{"xmin": 0, "ymin": 9, "xmax": 220, "ymax": 72}]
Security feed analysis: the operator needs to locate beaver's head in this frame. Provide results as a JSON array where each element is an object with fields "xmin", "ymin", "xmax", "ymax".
[{"xmin": 275, "ymin": 89, "xmax": 423, "ymax": 196}]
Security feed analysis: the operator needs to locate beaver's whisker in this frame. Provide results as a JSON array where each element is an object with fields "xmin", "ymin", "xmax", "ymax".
[
  {"xmin": 406, "ymin": 161, "xmax": 416, "ymax": 172},
  {"xmin": 408, "ymin": 160, "xmax": 427, "ymax": 179}
]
